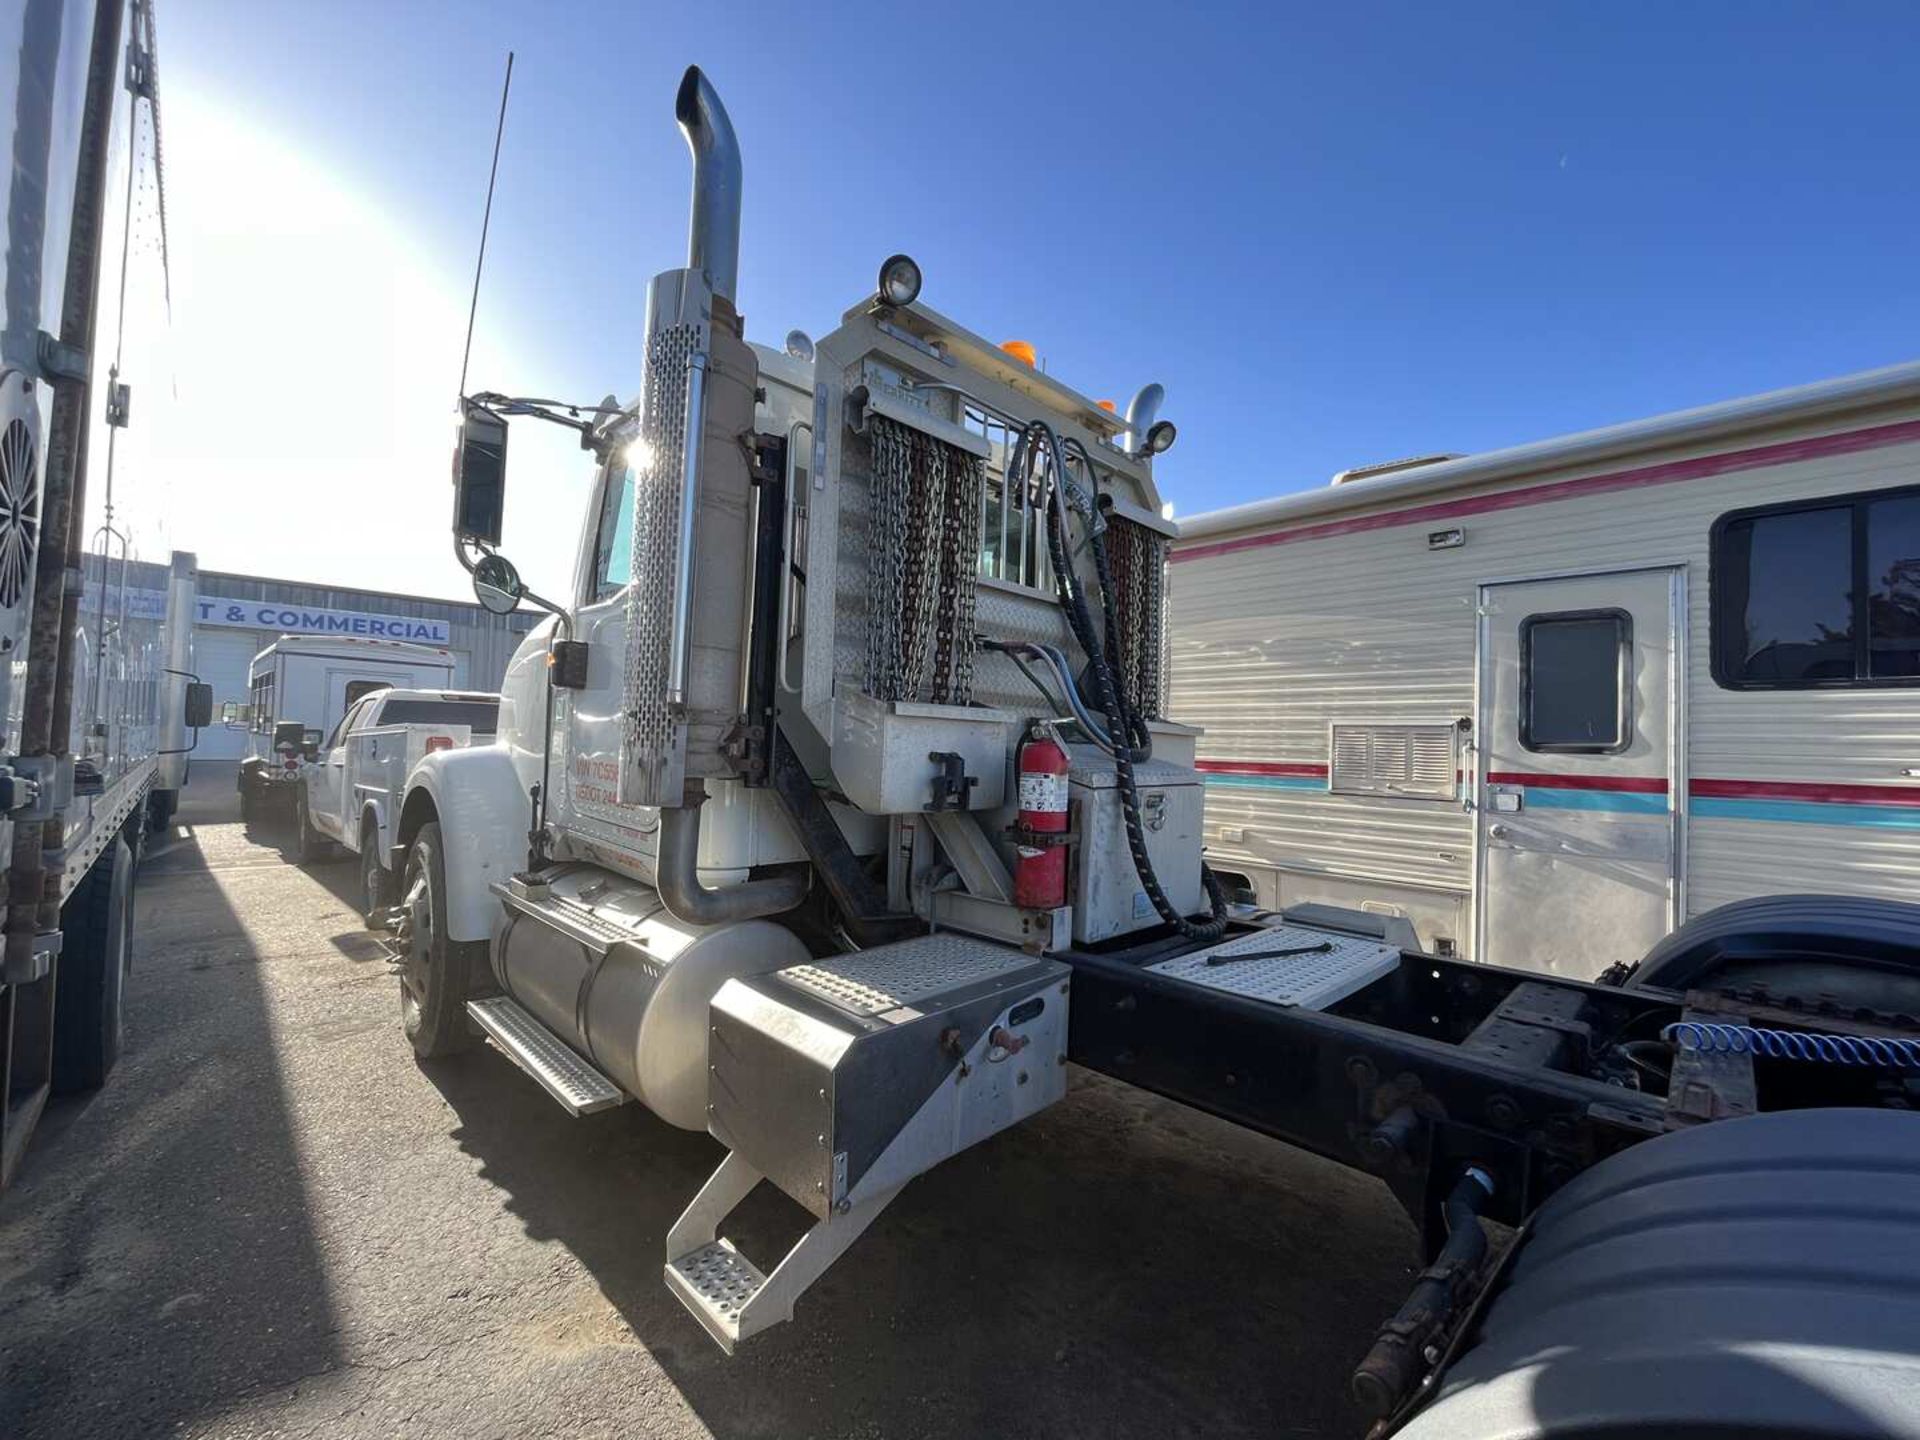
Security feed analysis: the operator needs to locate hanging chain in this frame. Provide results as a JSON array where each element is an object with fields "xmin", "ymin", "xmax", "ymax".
[
  {"xmin": 1105, "ymin": 514, "xmax": 1167, "ymax": 721},
  {"xmin": 864, "ymin": 414, "xmax": 981, "ymax": 706},
  {"xmin": 865, "ymin": 418, "xmax": 915, "ymax": 703}
]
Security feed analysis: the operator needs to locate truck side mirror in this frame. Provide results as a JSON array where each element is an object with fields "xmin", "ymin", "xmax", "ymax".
[
  {"xmin": 221, "ymin": 700, "xmax": 250, "ymax": 727},
  {"xmin": 472, "ymin": 552, "xmax": 525, "ymax": 616},
  {"xmin": 453, "ymin": 401, "xmax": 508, "ymax": 547},
  {"xmin": 184, "ymin": 682, "xmax": 213, "ymax": 729}
]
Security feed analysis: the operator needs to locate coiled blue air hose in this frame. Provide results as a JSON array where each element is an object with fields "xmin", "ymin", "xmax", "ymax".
[{"xmin": 1664, "ymin": 1020, "xmax": 1920, "ymax": 1068}]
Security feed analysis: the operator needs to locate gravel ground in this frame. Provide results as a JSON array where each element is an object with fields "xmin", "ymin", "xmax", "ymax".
[{"xmin": 0, "ymin": 783, "xmax": 1418, "ymax": 1439}]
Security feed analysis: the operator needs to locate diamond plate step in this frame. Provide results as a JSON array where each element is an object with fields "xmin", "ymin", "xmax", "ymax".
[
  {"xmin": 466, "ymin": 996, "xmax": 624, "ymax": 1115},
  {"xmin": 665, "ymin": 1239, "xmax": 768, "ymax": 1351}
]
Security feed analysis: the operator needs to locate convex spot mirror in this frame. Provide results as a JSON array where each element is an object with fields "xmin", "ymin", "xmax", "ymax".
[
  {"xmin": 453, "ymin": 401, "xmax": 508, "ymax": 547},
  {"xmin": 472, "ymin": 552, "xmax": 525, "ymax": 616}
]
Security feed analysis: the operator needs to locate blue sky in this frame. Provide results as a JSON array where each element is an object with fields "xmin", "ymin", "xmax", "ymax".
[{"xmin": 150, "ymin": 1, "xmax": 1920, "ymax": 597}]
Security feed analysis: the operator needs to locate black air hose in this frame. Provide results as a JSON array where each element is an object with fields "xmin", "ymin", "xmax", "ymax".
[{"xmin": 1025, "ymin": 420, "xmax": 1227, "ymax": 942}]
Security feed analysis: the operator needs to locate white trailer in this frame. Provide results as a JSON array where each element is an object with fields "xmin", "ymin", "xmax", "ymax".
[
  {"xmin": 0, "ymin": 0, "xmax": 209, "ymax": 1183},
  {"xmin": 1171, "ymin": 363, "xmax": 1920, "ymax": 979},
  {"xmin": 232, "ymin": 634, "xmax": 457, "ymax": 823}
]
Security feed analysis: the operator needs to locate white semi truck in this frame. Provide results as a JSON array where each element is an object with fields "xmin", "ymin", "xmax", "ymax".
[
  {"xmin": 386, "ymin": 66, "xmax": 1920, "ymax": 1436},
  {"xmin": 0, "ymin": 0, "xmax": 210, "ymax": 1184}
]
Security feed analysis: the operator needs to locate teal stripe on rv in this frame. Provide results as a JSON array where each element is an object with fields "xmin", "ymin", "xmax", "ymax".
[
  {"xmin": 1200, "ymin": 774, "xmax": 1325, "ymax": 792},
  {"xmin": 1694, "ymin": 797, "xmax": 1920, "ymax": 829},
  {"xmin": 1523, "ymin": 787, "xmax": 1670, "ymax": 816}
]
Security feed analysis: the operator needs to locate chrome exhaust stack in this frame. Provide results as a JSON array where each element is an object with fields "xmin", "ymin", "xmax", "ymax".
[
  {"xmin": 622, "ymin": 67, "xmax": 759, "ymax": 810},
  {"xmin": 1124, "ymin": 382, "xmax": 1164, "ymax": 455},
  {"xmin": 675, "ymin": 65, "xmax": 741, "ymax": 305}
]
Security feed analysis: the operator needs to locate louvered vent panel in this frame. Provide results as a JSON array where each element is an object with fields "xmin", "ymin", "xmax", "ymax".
[{"xmin": 1330, "ymin": 723, "xmax": 1458, "ymax": 800}]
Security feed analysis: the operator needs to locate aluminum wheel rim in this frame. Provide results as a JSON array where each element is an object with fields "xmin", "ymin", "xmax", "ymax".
[{"xmin": 401, "ymin": 867, "xmax": 432, "ymax": 1019}]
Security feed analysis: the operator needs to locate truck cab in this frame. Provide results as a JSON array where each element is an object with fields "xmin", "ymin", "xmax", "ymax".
[
  {"xmin": 234, "ymin": 635, "xmax": 457, "ymax": 824},
  {"xmin": 299, "ymin": 686, "xmax": 499, "ymax": 910}
]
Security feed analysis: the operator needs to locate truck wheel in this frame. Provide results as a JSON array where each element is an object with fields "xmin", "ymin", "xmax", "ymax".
[
  {"xmin": 292, "ymin": 791, "xmax": 333, "ymax": 866},
  {"xmin": 400, "ymin": 821, "xmax": 480, "ymax": 1058},
  {"xmin": 52, "ymin": 835, "xmax": 133, "ymax": 1094},
  {"xmin": 361, "ymin": 821, "xmax": 391, "ymax": 918},
  {"xmin": 1396, "ymin": 1108, "xmax": 1920, "ymax": 1439},
  {"xmin": 146, "ymin": 788, "xmax": 177, "ymax": 834},
  {"xmin": 239, "ymin": 776, "xmax": 257, "ymax": 827}
]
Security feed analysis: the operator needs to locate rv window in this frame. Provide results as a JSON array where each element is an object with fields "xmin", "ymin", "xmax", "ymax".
[
  {"xmin": 1869, "ymin": 493, "xmax": 1920, "ymax": 678},
  {"xmin": 1713, "ymin": 484, "xmax": 1920, "ymax": 688},
  {"xmin": 1520, "ymin": 610, "xmax": 1630, "ymax": 753}
]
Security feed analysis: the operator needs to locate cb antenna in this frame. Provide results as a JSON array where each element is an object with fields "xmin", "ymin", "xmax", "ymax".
[{"xmin": 458, "ymin": 51, "xmax": 514, "ymax": 403}]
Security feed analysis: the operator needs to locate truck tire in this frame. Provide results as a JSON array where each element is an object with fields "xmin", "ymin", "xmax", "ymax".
[
  {"xmin": 400, "ymin": 821, "xmax": 480, "ymax": 1059},
  {"xmin": 1625, "ymin": 894, "xmax": 1920, "ymax": 1017},
  {"xmin": 146, "ymin": 787, "xmax": 177, "ymax": 834},
  {"xmin": 292, "ymin": 790, "xmax": 333, "ymax": 865},
  {"xmin": 360, "ymin": 818, "xmax": 391, "ymax": 918},
  {"xmin": 1397, "ymin": 1108, "xmax": 1920, "ymax": 1440},
  {"xmin": 239, "ymin": 774, "xmax": 257, "ymax": 826},
  {"xmin": 52, "ymin": 835, "xmax": 133, "ymax": 1095}
]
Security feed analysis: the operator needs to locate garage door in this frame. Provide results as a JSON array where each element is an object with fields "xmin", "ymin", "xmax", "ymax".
[{"xmin": 192, "ymin": 627, "xmax": 266, "ymax": 761}]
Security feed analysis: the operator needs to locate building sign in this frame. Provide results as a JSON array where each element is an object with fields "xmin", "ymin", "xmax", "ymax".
[
  {"xmin": 196, "ymin": 595, "xmax": 451, "ymax": 645},
  {"xmin": 115, "ymin": 587, "xmax": 172, "ymax": 621}
]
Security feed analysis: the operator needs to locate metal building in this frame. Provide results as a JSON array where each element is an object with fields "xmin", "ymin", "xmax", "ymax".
[{"xmin": 95, "ymin": 557, "xmax": 539, "ymax": 765}]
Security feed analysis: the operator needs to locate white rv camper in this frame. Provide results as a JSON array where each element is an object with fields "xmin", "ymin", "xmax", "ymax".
[{"xmin": 1171, "ymin": 362, "xmax": 1920, "ymax": 979}]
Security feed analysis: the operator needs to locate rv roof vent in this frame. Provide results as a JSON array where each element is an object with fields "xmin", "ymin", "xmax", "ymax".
[{"xmin": 1329, "ymin": 453, "xmax": 1462, "ymax": 487}]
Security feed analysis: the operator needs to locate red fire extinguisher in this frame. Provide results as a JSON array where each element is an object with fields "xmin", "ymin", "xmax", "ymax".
[{"xmin": 1013, "ymin": 725, "xmax": 1070, "ymax": 910}]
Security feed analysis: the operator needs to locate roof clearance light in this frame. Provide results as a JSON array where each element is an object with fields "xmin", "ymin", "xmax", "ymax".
[
  {"xmin": 1000, "ymin": 339, "xmax": 1037, "ymax": 368},
  {"xmin": 878, "ymin": 253, "xmax": 922, "ymax": 308},
  {"xmin": 1097, "ymin": 399, "xmax": 1117, "ymax": 413}
]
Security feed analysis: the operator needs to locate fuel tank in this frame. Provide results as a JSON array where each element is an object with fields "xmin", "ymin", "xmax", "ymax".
[{"xmin": 492, "ymin": 864, "xmax": 810, "ymax": 1129}]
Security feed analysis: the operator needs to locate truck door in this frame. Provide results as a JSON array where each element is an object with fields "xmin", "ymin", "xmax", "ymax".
[
  {"xmin": 1475, "ymin": 567, "xmax": 1684, "ymax": 977},
  {"xmin": 562, "ymin": 456, "xmax": 635, "ymax": 829},
  {"xmin": 312, "ymin": 696, "xmax": 373, "ymax": 840}
]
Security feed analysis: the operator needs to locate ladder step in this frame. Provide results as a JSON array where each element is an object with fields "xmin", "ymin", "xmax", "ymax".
[
  {"xmin": 666, "ymin": 1240, "xmax": 768, "ymax": 1351},
  {"xmin": 466, "ymin": 996, "xmax": 624, "ymax": 1115}
]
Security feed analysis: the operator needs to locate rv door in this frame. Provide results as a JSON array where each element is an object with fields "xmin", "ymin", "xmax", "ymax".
[{"xmin": 1475, "ymin": 567, "xmax": 1684, "ymax": 978}]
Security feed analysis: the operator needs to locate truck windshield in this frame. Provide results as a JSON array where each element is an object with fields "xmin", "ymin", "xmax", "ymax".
[{"xmin": 378, "ymin": 699, "xmax": 499, "ymax": 734}]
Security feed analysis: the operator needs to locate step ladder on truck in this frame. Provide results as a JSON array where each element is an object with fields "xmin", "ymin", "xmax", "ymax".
[
  {"xmin": 0, "ymin": 0, "xmax": 212, "ymax": 1187},
  {"xmin": 383, "ymin": 64, "xmax": 1920, "ymax": 1436}
]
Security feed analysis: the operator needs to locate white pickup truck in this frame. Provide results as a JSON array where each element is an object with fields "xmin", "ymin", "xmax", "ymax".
[{"xmin": 295, "ymin": 687, "xmax": 500, "ymax": 914}]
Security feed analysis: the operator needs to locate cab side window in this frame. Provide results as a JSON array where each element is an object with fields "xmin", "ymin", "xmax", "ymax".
[
  {"xmin": 593, "ymin": 462, "xmax": 636, "ymax": 600},
  {"xmin": 344, "ymin": 679, "xmax": 391, "ymax": 709},
  {"xmin": 326, "ymin": 697, "xmax": 372, "ymax": 751}
]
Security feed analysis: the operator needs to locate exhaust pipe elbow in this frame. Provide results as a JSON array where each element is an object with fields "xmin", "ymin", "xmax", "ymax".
[
  {"xmin": 1123, "ymin": 383, "xmax": 1164, "ymax": 454},
  {"xmin": 656, "ymin": 800, "xmax": 806, "ymax": 925},
  {"xmin": 675, "ymin": 65, "xmax": 742, "ymax": 304}
]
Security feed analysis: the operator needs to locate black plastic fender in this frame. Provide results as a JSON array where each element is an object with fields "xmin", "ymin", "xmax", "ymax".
[
  {"xmin": 1625, "ymin": 894, "xmax": 1920, "ymax": 1016},
  {"xmin": 1397, "ymin": 1107, "xmax": 1920, "ymax": 1439}
]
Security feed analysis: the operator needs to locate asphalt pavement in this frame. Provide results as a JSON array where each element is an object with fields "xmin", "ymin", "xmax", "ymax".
[{"xmin": 0, "ymin": 781, "xmax": 1418, "ymax": 1439}]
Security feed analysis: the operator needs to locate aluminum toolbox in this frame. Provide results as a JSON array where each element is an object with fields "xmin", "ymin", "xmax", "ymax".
[{"xmin": 706, "ymin": 934, "xmax": 1069, "ymax": 1221}]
